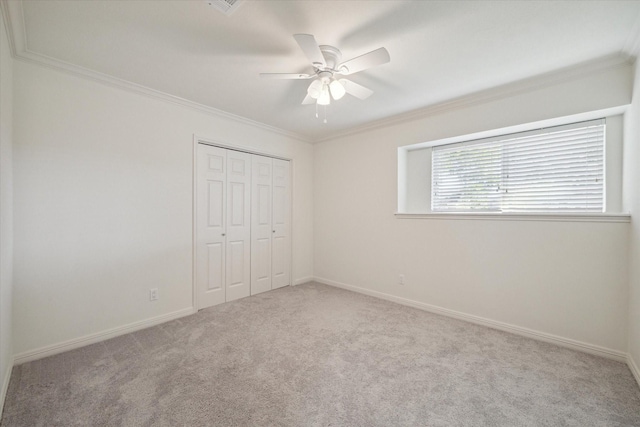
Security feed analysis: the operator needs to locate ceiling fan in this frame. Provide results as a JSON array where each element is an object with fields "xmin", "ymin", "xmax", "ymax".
[{"xmin": 260, "ymin": 34, "xmax": 390, "ymax": 108}]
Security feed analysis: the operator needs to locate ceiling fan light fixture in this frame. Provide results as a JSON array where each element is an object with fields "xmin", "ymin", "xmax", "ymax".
[
  {"xmin": 329, "ymin": 79, "xmax": 346, "ymax": 100},
  {"xmin": 307, "ymin": 79, "xmax": 323, "ymax": 99},
  {"xmin": 317, "ymin": 84, "xmax": 331, "ymax": 105},
  {"xmin": 262, "ymin": 34, "xmax": 389, "ymax": 114}
]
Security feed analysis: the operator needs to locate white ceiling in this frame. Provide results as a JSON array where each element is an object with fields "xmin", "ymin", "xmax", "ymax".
[{"xmin": 15, "ymin": 0, "xmax": 640, "ymax": 141}]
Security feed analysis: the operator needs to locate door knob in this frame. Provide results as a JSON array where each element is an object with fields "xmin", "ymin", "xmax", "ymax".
[
  {"xmin": 272, "ymin": 230, "xmax": 275, "ymax": 233},
  {"xmin": 222, "ymin": 233, "xmax": 226, "ymax": 236}
]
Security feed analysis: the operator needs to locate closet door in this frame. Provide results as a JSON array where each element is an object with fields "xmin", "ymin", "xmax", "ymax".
[
  {"xmin": 251, "ymin": 155, "xmax": 272, "ymax": 295},
  {"xmin": 271, "ymin": 159, "xmax": 291, "ymax": 289},
  {"xmin": 196, "ymin": 144, "xmax": 227, "ymax": 309},
  {"xmin": 225, "ymin": 150, "xmax": 252, "ymax": 302}
]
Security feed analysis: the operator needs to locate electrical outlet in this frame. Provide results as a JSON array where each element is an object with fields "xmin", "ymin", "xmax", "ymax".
[
  {"xmin": 399, "ymin": 274, "xmax": 405, "ymax": 285},
  {"xmin": 149, "ymin": 288, "xmax": 159, "ymax": 301}
]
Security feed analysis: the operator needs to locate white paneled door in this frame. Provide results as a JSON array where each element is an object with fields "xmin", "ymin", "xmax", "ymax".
[
  {"xmin": 251, "ymin": 155, "xmax": 273, "ymax": 295},
  {"xmin": 225, "ymin": 150, "xmax": 252, "ymax": 302},
  {"xmin": 196, "ymin": 144, "xmax": 290, "ymax": 309},
  {"xmin": 196, "ymin": 145, "xmax": 227, "ymax": 308},
  {"xmin": 251, "ymin": 155, "xmax": 291, "ymax": 293},
  {"xmin": 271, "ymin": 159, "xmax": 291, "ymax": 289}
]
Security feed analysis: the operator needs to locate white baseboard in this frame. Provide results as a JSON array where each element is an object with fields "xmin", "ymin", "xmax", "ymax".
[
  {"xmin": 0, "ymin": 356, "xmax": 13, "ymax": 419},
  {"xmin": 294, "ymin": 276, "xmax": 314, "ymax": 286},
  {"xmin": 13, "ymin": 307, "xmax": 196, "ymax": 365},
  {"xmin": 628, "ymin": 353, "xmax": 640, "ymax": 388},
  {"xmin": 314, "ymin": 277, "xmax": 627, "ymax": 363}
]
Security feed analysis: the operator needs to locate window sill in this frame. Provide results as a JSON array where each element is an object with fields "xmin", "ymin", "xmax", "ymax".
[{"xmin": 394, "ymin": 212, "xmax": 631, "ymax": 223}]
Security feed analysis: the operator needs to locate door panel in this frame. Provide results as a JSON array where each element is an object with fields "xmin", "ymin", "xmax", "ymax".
[
  {"xmin": 228, "ymin": 240, "xmax": 245, "ymax": 287},
  {"xmin": 206, "ymin": 243, "xmax": 224, "ymax": 291},
  {"xmin": 255, "ymin": 237, "xmax": 270, "ymax": 280},
  {"xmin": 225, "ymin": 150, "xmax": 251, "ymax": 302},
  {"xmin": 272, "ymin": 236, "xmax": 284, "ymax": 283},
  {"xmin": 207, "ymin": 181, "xmax": 224, "ymax": 227},
  {"xmin": 271, "ymin": 159, "xmax": 291, "ymax": 289},
  {"xmin": 272, "ymin": 186, "xmax": 285, "ymax": 226},
  {"xmin": 196, "ymin": 145, "xmax": 226, "ymax": 308},
  {"xmin": 229, "ymin": 183, "xmax": 245, "ymax": 226},
  {"xmin": 251, "ymin": 155, "xmax": 272, "ymax": 295},
  {"xmin": 258, "ymin": 185, "xmax": 270, "ymax": 225}
]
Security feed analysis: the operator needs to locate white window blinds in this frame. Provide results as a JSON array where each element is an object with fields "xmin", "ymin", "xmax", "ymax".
[{"xmin": 431, "ymin": 120, "xmax": 605, "ymax": 213}]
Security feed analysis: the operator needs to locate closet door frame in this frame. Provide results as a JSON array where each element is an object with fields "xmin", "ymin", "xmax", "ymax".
[{"xmin": 192, "ymin": 135, "xmax": 294, "ymax": 311}]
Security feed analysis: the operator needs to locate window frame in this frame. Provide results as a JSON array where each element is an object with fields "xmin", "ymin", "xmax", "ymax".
[{"xmin": 397, "ymin": 112, "xmax": 629, "ymax": 223}]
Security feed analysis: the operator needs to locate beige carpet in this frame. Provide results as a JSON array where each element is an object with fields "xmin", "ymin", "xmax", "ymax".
[{"xmin": 2, "ymin": 282, "xmax": 640, "ymax": 426}]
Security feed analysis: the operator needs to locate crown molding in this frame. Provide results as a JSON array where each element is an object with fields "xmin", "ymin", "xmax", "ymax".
[
  {"xmin": 315, "ymin": 53, "xmax": 633, "ymax": 143},
  {"xmin": 15, "ymin": 49, "xmax": 313, "ymax": 144},
  {"xmin": 0, "ymin": 0, "xmax": 312, "ymax": 144}
]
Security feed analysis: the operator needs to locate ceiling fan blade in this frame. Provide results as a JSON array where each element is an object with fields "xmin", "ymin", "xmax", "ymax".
[
  {"xmin": 259, "ymin": 73, "xmax": 313, "ymax": 79},
  {"xmin": 302, "ymin": 94, "xmax": 316, "ymax": 105},
  {"xmin": 293, "ymin": 34, "xmax": 326, "ymax": 67},
  {"xmin": 339, "ymin": 79, "xmax": 374, "ymax": 100},
  {"xmin": 338, "ymin": 47, "xmax": 390, "ymax": 75}
]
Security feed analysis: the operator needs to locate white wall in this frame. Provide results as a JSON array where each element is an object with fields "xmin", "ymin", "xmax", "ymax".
[
  {"xmin": 0, "ymin": 6, "xmax": 14, "ymax": 410},
  {"xmin": 12, "ymin": 60, "xmax": 314, "ymax": 356},
  {"xmin": 624, "ymin": 60, "xmax": 640, "ymax": 381},
  {"xmin": 314, "ymin": 62, "xmax": 632, "ymax": 354}
]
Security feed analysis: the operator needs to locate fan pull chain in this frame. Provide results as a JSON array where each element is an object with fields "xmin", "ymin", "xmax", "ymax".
[{"xmin": 313, "ymin": 103, "xmax": 328, "ymax": 124}]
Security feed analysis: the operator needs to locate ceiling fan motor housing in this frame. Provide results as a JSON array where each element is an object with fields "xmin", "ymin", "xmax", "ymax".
[
  {"xmin": 317, "ymin": 71, "xmax": 333, "ymax": 84},
  {"xmin": 318, "ymin": 45, "xmax": 342, "ymax": 72}
]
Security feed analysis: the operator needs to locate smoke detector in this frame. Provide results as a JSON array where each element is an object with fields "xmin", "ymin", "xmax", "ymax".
[{"xmin": 205, "ymin": 0, "xmax": 244, "ymax": 16}]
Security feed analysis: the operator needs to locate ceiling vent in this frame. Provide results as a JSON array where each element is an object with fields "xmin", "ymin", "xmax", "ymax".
[{"xmin": 205, "ymin": 0, "xmax": 244, "ymax": 16}]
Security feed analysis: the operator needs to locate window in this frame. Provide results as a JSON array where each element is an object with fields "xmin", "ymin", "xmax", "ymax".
[{"xmin": 431, "ymin": 120, "xmax": 605, "ymax": 213}]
